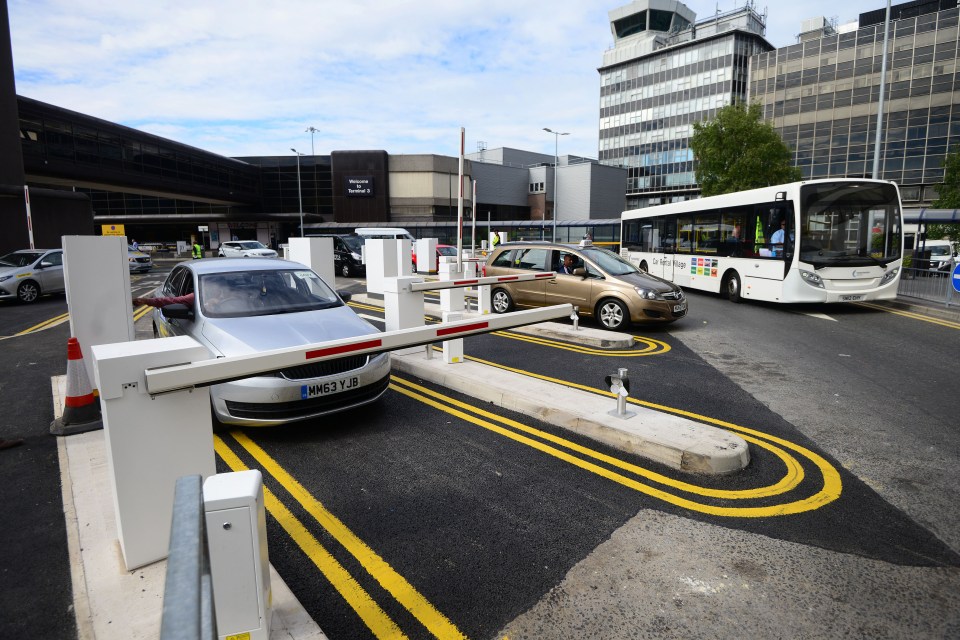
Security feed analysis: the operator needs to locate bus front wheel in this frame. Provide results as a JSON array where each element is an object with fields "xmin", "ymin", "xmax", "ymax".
[{"xmin": 724, "ymin": 272, "xmax": 742, "ymax": 303}]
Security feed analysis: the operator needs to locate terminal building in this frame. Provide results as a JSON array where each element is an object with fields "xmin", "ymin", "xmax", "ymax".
[{"xmin": 750, "ymin": 0, "xmax": 960, "ymax": 206}]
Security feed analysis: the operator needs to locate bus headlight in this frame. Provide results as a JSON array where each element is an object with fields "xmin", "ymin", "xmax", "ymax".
[
  {"xmin": 799, "ymin": 270, "xmax": 824, "ymax": 288},
  {"xmin": 635, "ymin": 287, "xmax": 660, "ymax": 300},
  {"xmin": 880, "ymin": 267, "xmax": 899, "ymax": 286}
]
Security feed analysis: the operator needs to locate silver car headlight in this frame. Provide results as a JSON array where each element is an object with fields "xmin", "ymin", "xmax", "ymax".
[
  {"xmin": 351, "ymin": 252, "xmax": 362, "ymax": 260},
  {"xmin": 634, "ymin": 287, "xmax": 660, "ymax": 300},
  {"xmin": 799, "ymin": 269, "xmax": 824, "ymax": 288},
  {"xmin": 0, "ymin": 275, "xmax": 11, "ymax": 282},
  {"xmin": 880, "ymin": 267, "xmax": 899, "ymax": 286}
]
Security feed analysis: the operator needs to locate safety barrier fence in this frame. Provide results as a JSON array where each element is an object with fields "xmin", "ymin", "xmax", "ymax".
[
  {"xmin": 160, "ymin": 475, "xmax": 216, "ymax": 640},
  {"xmin": 897, "ymin": 266, "xmax": 958, "ymax": 307}
]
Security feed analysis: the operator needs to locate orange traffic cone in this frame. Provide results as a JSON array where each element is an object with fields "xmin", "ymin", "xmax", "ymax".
[{"xmin": 50, "ymin": 337, "xmax": 103, "ymax": 436}]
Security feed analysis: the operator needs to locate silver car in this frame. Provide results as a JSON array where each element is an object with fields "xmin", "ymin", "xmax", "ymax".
[
  {"xmin": 150, "ymin": 258, "xmax": 390, "ymax": 426},
  {"xmin": 217, "ymin": 241, "xmax": 278, "ymax": 258},
  {"xmin": 128, "ymin": 245, "xmax": 153, "ymax": 273},
  {"xmin": 0, "ymin": 249, "xmax": 65, "ymax": 303}
]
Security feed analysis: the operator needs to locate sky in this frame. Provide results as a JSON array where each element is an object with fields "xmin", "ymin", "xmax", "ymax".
[{"xmin": 9, "ymin": 1, "xmax": 885, "ymax": 161}]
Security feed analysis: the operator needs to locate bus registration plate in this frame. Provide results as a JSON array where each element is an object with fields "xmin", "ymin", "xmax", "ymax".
[
  {"xmin": 840, "ymin": 295, "xmax": 864, "ymax": 302},
  {"xmin": 301, "ymin": 376, "xmax": 359, "ymax": 399}
]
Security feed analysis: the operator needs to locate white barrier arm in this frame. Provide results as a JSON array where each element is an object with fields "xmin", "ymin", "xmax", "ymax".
[
  {"xmin": 145, "ymin": 304, "xmax": 573, "ymax": 394},
  {"xmin": 410, "ymin": 271, "xmax": 557, "ymax": 292}
]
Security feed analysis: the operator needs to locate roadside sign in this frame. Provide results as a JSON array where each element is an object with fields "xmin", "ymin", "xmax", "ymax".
[
  {"xmin": 102, "ymin": 224, "xmax": 125, "ymax": 237},
  {"xmin": 952, "ymin": 263, "xmax": 960, "ymax": 293}
]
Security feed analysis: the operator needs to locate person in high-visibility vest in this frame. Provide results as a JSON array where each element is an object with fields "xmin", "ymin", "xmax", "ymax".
[
  {"xmin": 491, "ymin": 231, "xmax": 501, "ymax": 247},
  {"xmin": 192, "ymin": 242, "xmax": 202, "ymax": 259}
]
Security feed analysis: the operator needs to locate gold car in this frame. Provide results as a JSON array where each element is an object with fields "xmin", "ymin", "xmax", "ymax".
[{"xmin": 482, "ymin": 240, "xmax": 686, "ymax": 330}]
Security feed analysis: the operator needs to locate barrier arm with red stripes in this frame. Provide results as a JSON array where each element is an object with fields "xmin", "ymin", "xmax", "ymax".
[
  {"xmin": 144, "ymin": 304, "xmax": 572, "ymax": 395},
  {"xmin": 408, "ymin": 271, "xmax": 557, "ymax": 292}
]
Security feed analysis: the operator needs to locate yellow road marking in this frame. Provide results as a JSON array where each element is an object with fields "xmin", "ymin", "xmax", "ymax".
[
  {"xmin": 133, "ymin": 305, "xmax": 153, "ymax": 322},
  {"xmin": 390, "ymin": 375, "xmax": 803, "ymax": 500},
  {"xmin": 13, "ymin": 312, "xmax": 70, "ymax": 336},
  {"xmin": 389, "ymin": 377, "xmax": 838, "ymax": 517},
  {"xmin": 213, "ymin": 436, "xmax": 407, "ymax": 639},
  {"xmin": 855, "ymin": 301, "xmax": 960, "ymax": 329},
  {"xmin": 227, "ymin": 431, "xmax": 467, "ymax": 640}
]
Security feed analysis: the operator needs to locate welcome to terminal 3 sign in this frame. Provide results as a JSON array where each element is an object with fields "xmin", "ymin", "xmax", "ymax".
[{"xmin": 344, "ymin": 176, "xmax": 374, "ymax": 197}]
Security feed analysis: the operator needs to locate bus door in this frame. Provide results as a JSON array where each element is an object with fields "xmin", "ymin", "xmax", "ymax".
[
  {"xmin": 652, "ymin": 218, "xmax": 677, "ymax": 281},
  {"xmin": 743, "ymin": 203, "xmax": 794, "ymax": 298}
]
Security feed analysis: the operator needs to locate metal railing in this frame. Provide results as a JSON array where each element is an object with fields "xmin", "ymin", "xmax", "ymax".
[
  {"xmin": 897, "ymin": 265, "xmax": 958, "ymax": 307},
  {"xmin": 160, "ymin": 475, "xmax": 217, "ymax": 640}
]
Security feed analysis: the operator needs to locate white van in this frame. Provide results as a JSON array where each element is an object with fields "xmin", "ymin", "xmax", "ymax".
[
  {"xmin": 916, "ymin": 239, "xmax": 957, "ymax": 271},
  {"xmin": 354, "ymin": 227, "xmax": 415, "ymax": 242}
]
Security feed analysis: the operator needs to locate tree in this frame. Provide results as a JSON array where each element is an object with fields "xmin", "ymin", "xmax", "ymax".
[
  {"xmin": 932, "ymin": 145, "xmax": 960, "ymax": 209},
  {"xmin": 690, "ymin": 101, "xmax": 801, "ymax": 196}
]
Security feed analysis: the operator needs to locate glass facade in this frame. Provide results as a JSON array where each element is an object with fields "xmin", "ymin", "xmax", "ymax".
[
  {"xmin": 750, "ymin": 4, "xmax": 960, "ymax": 204},
  {"xmin": 599, "ymin": 5, "xmax": 771, "ymax": 209}
]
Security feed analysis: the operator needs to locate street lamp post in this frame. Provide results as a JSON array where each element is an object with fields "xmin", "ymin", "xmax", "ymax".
[
  {"xmin": 291, "ymin": 148, "xmax": 304, "ymax": 237},
  {"xmin": 305, "ymin": 126, "xmax": 318, "ymax": 156},
  {"xmin": 543, "ymin": 128, "xmax": 569, "ymax": 242}
]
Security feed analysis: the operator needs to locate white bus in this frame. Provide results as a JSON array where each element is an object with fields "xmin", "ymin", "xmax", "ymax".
[{"xmin": 620, "ymin": 179, "xmax": 904, "ymax": 303}]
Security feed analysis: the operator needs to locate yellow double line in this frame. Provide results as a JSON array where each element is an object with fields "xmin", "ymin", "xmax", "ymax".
[
  {"xmin": 856, "ymin": 301, "xmax": 960, "ymax": 329},
  {"xmin": 2, "ymin": 312, "xmax": 71, "ymax": 340},
  {"xmin": 214, "ymin": 432, "xmax": 467, "ymax": 640},
  {"xmin": 390, "ymin": 373, "xmax": 842, "ymax": 518}
]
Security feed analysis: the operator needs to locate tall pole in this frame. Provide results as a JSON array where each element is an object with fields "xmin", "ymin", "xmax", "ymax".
[
  {"xmin": 872, "ymin": 0, "xmax": 892, "ymax": 180},
  {"xmin": 543, "ymin": 128, "xmax": 569, "ymax": 242},
  {"xmin": 291, "ymin": 148, "xmax": 304, "ymax": 237},
  {"xmin": 471, "ymin": 178, "xmax": 477, "ymax": 257},
  {"xmin": 457, "ymin": 127, "xmax": 465, "ymax": 273},
  {"xmin": 306, "ymin": 126, "xmax": 318, "ymax": 156}
]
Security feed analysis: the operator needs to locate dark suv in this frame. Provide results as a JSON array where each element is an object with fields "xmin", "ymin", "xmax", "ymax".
[
  {"xmin": 315, "ymin": 234, "xmax": 366, "ymax": 277},
  {"xmin": 483, "ymin": 240, "xmax": 686, "ymax": 330}
]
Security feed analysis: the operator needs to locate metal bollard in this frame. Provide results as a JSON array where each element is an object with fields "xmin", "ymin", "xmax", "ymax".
[{"xmin": 604, "ymin": 368, "xmax": 635, "ymax": 419}]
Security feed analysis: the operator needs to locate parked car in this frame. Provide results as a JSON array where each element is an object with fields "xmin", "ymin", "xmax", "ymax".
[
  {"xmin": 128, "ymin": 245, "xmax": 153, "ymax": 273},
  {"xmin": 0, "ymin": 249, "xmax": 65, "ymax": 303},
  {"xmin": 313, "ymin": 234, "xmax": 366, "ymax": 277},
  {"xmin": 482, "ymin": 240, "xmax": 686, "ymax": 330},
  {"xmin": 149, "ymin": 258, "xmax": 390, "ymax": 426},
  {"xmin": 217, "ymin": 241, "xmax": 278, "ymax": 258}
]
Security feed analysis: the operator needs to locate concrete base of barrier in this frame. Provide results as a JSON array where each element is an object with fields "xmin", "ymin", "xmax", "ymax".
[
  {"xmin": 391, "ymin": 353, "xmax": 749, "ymax": 475},
  {"xmin": 51, "ymin": 375, "xmax": 327, "ymax": 640}
]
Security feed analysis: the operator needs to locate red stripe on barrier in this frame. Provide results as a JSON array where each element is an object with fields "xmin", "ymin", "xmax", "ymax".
[
  {"xmin": 306, "ymin": 338, "xmax": 382, "ymax": 360},
  {"xmin": 436, "ymin": 321, "xmax": 489, "ymax": 337},
  {"xmin": 65, "ymin": 392, "xmax": 95, "ymax": 408},
  {"xmin": 536, "ymin": 272, "xmax": 556, "ymax": 278},
  {"xmin": 453, "ymin": 279, "xmax": 479, "ymax": 286},
  {"xmin": 498, "ymin": 276, "xmax": 519, "ymax": 281}
]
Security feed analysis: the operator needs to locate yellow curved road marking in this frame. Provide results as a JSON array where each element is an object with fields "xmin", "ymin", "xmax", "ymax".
[
  {"xmin": 227, "ymin": 431, "xmax": 467, "ymax": 640},
  {"xmin": 213, "ymin": 436, "xmax": 407, "ymax": 639},
  {"xmin": 390, "ymin": 375, "xmax": 804, "ymax": 500}
]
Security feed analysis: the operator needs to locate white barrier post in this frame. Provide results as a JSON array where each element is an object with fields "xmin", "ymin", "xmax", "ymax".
[
  {"xmin": 365, "ymin": 239, "xmax": 398, "ymax": 296},
  {"xmin": 62, "ymin": 235, "xmax": 136, "ymax": 386},
  {"xmin": 288, "ymin": 237, "xmax": 335, "ymax": 285},
  {"xmin": 384, "ymin": 276, "xmax": 425, "ymax": 356},
  {"xmin": 415, "ymin": 238, "xmax": 438, "ymax": 274},
  {"xmin": 396, "ymin": 238, "xmax": 413, "ymax": 277},
  {"xmin": 442, "ymin": 311, "xmax": 464, "ymax": 363},
  {"xmin": 90, "ymin": 336, "xmax": 216, "ymax": 570},
  {"xmin": 438, "ymin": 256, "xmax": 464, "ymax": 314}
]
